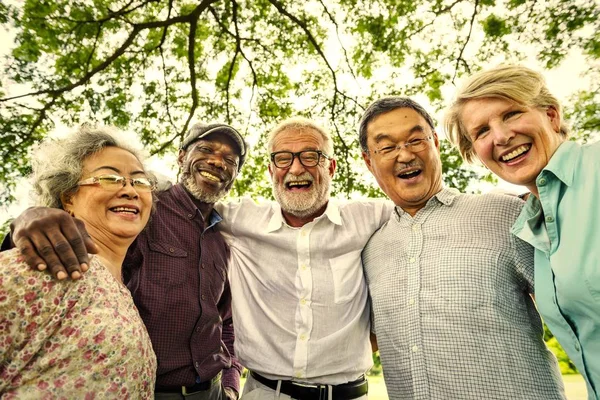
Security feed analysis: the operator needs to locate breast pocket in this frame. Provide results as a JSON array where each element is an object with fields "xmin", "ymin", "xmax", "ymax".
[
  {"xmin": 436, "ymin": 247, "xmax": 500, "ymax": 309},
  {"xmin": 147, "ymin": 241, "xmax": 189, "ymax": 287},
  {"xmin": 329, "ymin": 250, "xmax": 365, "ymax": 304}
]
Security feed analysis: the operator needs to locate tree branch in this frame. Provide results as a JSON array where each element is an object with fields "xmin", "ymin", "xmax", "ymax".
[{"xmin": 452, "ymin": 0, "xmax": 479, "ymax": 84}]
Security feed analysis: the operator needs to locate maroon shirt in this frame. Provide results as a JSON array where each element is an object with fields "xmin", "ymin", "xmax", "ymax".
[{"xmin": 123, "ymin": 184, "xmax": 242, "ymax": 390}]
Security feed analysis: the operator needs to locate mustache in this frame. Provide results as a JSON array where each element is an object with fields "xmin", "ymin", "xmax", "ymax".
[
  {"xmin": 283, "ymin": 172, "xmax": 314, "ymax": 184},
  {"xmin": 393, "ymin": 160, "xmax": 423, "ymax": 174}
]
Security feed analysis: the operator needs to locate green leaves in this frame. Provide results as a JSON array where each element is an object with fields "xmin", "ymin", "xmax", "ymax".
[{"xmin": 1, "ymin": 0, "xmax": 599, "ymax": 209}]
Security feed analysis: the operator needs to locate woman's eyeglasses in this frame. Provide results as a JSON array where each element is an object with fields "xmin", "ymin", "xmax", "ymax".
[{"xmin": 78, "ymin": 174, "xmax": 156, "ymax": 192}]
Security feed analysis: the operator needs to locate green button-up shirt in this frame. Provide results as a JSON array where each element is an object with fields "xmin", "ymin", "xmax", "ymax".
[{"xmin": 512, "ymin": 140, "xmax": 600, "ymax": 400}]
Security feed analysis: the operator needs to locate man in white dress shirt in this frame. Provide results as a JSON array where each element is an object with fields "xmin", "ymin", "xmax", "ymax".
[{"xmin": 216, "ymin": 117, "xmax": 392, "ymax": 400}]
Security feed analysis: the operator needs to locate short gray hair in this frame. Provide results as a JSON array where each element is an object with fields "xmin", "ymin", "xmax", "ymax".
[
  {"xmin": 31, "ymin": 126, "xmax": 147, "ymax": 209},
  {"xmin": 359, "ymin": 97, "xmax": 436, "ymax": 152},
  {"xmin": 267, "ymin": 117, "xmax": 334, "ymax": 157}
]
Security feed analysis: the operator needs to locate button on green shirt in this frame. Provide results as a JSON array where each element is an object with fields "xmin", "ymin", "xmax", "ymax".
[{"xmin": 512, "ymin": 140, "xmax": 600, "ymax": 400}]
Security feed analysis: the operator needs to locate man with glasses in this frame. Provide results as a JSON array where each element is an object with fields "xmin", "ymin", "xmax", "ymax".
[
  {"xmin": 359, "ymin": 97, "xmax": 565, "ymax": 399},
  {"xmin": 215, "ymin": 117, "xmax": 392, "ymax": 399},
  {"xmin": 7, "ymin": 117, "xmax": 392, "ymax": 400},
  {"xmin": 4, "ymin": 123, "xmax": 246, "ymax": 399}
]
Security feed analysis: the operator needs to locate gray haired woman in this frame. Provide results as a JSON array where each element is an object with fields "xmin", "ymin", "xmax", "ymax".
[{"xmin": 0, "ymin": 127, "xmax": 157, "ymax": 398}]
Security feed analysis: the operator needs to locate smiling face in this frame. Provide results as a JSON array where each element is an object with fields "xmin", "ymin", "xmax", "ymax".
[
  {"xmin": 362, "ymin": 107, "xmax": 443, "ymax": 215},
  {"xmin": 178, "ymin": 132, "xmax": 240, "ymax": 204},
  {"xmin": 460, "ymin": 97, "xmax": 564, "ymax": 195},
  {"xmin": 65, "ymin": 147, "xmax": 153, "ymax": 242},
  {"xmin": 269, "ymin": 128, "xmax": 336, "ymax": 225}
]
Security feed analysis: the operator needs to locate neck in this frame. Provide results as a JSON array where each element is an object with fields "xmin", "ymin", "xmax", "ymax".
[
  {"xmin": 282, "ymin": 202, "xmax": 328, "ymax": 228},
  {"xmin": 90, "ymin": 234, "xmax": 131, "ymax": 283}
]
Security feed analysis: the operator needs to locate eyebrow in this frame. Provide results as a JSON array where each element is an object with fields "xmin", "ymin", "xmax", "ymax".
[
  {"xmin": 91, "ymin": 166, "xmax": 146, "ymax": 175},
  {"xmin": 372, "ymin": 125, "xmax": 426, "ymax": 143}
]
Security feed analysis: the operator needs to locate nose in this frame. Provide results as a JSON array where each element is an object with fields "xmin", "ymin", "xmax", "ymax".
[
  {"xmin": 490, "ymin": 123, "xmax": 515, "ymax": 146},
  {"xmin": 206, "ymin": 155, "xmax": 226, "ymax": 170},
  {"xmin": 394, "ymin": 147, "xmax": 416, "ymax": 163},
  {"xmin": 288, "ymin": 155, "xmax": 306, "ymax": 175},
  {"xmin": 118, "ymin": 179, "xmax": 139, "ymax": 199}
]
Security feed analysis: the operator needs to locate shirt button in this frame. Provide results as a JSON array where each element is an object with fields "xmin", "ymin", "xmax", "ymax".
[
  {"xmin": 300, "ymin": 334, "xmax": 306, "ymax": 341},
  {"xmin": 169, "ymin": 247, "xmax": 175, "ymax": 253},
  {"xmin": 295, "ymin": 372, "xmax": 303, "ymax": 378},
  {"xmin": 412, "ymin": 225, "xmax": 420, "ymax": 231},
  {"xmin": 409, "ymin": 298, "xmax": 415, "ymax": 305},
  {"xmin": 545, "ymin": 216, "xmax": 554, "ymax": 223},
  {"xmin": 575, "ymin": 343, "xmax": 581, "ymax": 351},
  {"xmin": 201, "ymin": 264, "xmax": 206, "ymax": 269},
  {"xmin": 188, "ymin": 213, "xmax": 194, "ymax": 219},
  {"xmin": 201, "ymin": 295, "xmax": 206, "ymax": 300},
  {"xmin": 300, "ymin": 299, "xmax": 307, "ymax": 305},
  {"xmin": 301, "ymin": 265, "xmax": 307, "ymax": 270},
  {"xmin": 409, "ymin": 257, "xmax": 416, "ymax": 263},
  {"xmin": 195, "ymin": 362, "xmax": 199, "ymax": 368},
  {"xmin": 538, "ymin": 178, "xmax": 547, "ymax": 186},
  {"xmin": 412, "ymin": 345, "xmax": 419, "ymax": 353}
]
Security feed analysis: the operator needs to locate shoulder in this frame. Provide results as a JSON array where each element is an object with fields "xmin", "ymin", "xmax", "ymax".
[
  {"xmin": 453, "ymin": 192, "xmax": 524, "ymax": 222},
  {"xmin": 336, "ymin": 198, "xmax": 394, "ymax": 217}
]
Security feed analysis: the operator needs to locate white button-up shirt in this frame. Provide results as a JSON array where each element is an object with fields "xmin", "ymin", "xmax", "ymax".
[{"xmin": 217, "ymin": 198, "xmax": 392, "ymax": 384}]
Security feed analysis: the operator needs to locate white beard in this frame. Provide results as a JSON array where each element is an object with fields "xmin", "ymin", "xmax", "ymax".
[{"xmin": 272, "ymin": 171, "xmax": 331, "ymax": 219}]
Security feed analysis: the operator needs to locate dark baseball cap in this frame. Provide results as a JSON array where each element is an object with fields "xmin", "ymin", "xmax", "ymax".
[{"xmin": 181, "ymin": 123, "xmax": 247, "ymax": 170}]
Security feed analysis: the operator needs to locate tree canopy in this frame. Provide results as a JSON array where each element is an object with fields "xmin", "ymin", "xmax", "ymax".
[{"xmin": 1, "ymin": 0, "xmax": 599, "ymax": 206}]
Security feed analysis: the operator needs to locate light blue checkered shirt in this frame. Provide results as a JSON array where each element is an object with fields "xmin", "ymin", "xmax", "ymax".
[{"xmin": 362, "ymin": 188, "xmax": 565, "ymax": 400}]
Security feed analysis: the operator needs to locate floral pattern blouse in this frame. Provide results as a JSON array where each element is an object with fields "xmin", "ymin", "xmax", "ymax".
[{"xmin": 0, "ymin": 249, "xmax": 156, "ymax": 399}]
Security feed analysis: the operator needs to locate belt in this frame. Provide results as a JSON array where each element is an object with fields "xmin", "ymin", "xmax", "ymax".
[
  {"xmin": 250, "ymin": 371, "xmax": 368, "ymax": 400},
  {"xmin": 155, "ymin": 373, "xmax": 221, "ymax": 395}
]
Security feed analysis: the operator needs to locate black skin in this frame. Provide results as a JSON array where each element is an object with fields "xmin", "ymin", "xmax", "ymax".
[{"xmin": 10, "ymin": 207, "xmax": 96, "ymax": 280}]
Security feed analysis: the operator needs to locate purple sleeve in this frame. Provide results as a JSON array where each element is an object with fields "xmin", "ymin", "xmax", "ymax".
[{"xmin": 219, "ymin": 278, "xmax": 243, "ymax": 392}]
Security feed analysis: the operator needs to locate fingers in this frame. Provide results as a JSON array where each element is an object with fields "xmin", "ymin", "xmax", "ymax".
[{"xmin": 11, "ymin": 207, "xmax": 95, "ymax": 280}]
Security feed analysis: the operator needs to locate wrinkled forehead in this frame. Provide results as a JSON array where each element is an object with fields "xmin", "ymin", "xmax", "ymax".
[{"xmin": 271, "ymin": 128, "xmax": 325, "ymax": 152}]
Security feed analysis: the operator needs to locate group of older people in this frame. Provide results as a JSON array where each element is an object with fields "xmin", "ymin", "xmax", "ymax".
[{"xmin": 0, "ymin": 64, "xmax": 597, "ymax": 400}]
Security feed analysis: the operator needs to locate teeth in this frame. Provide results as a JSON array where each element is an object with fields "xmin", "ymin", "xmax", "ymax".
[
  {"xmin": 399, "ymin": 170, "xmax": 420, "ymax": 177},
  {"xmin": 501, "ymin": 145, "xmax": 530, "ymax": 162},
  {"xmin": 112, "ymin": 207, "xmax": 138, "ymax": 214},
  {"xmin": 288, "ymin": 180, "xmax": 311, "ymax": 187},
  {"xmin": 200, "ymin": 171, "xmax": 221, "ymax": 182}
]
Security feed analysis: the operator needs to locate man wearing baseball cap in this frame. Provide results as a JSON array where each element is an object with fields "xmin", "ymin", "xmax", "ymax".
[{"xmin": 4, "ymin": 122, "xmax": 247, "ymax": 399}]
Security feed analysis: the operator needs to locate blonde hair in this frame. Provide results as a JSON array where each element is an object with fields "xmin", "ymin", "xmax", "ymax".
[
  {"xmin": 445, "ymin": 64, "xmax": 569, "ymax": 163},
  {"xmin": 267, "ymin": 117, "xmax": 334, "ymax": 157}
]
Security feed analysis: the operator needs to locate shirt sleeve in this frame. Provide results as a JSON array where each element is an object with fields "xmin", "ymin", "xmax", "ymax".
[{"xmin": 219, "ymin": 278, "xmax": 242, "ymax": 391}]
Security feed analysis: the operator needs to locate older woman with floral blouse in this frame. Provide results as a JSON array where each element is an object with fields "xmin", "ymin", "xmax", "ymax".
[{"xmin": 0, "ymin": 127, "xmax": 157, "ymax": 398}]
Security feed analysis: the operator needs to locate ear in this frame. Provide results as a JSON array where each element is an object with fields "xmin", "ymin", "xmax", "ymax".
[
  {"xmin": 60, "ymin": 192, "xmax": 73, "ymax": 211},
  {"xmin": 362, "ymin": 151, "xmax": 374, "ymax": 174},
  {"xmin": 327, "ymin": 157, "xmax": 337, "ymax": 177},
  {"xmin": 177, "ymin": 149, "xmax": 186, "ymax": 166},
  {"xmin": 433, "ymin": 132, "xmax": 440, "ymax": 152},
  {"xmin": 546, "ymin": 106, "xmax": 561, "ymax": 133},
  {"xmin": 268, "ymin": 162, "xmax": 274, "ymax": 180}
]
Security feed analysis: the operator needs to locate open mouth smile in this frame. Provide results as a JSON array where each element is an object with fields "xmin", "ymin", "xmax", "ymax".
[
  {"xmin": 109, "ymin": 206, "xmax": 139, "ymax": 215},
  {"xmin": 198, "ymin": 170, "xmax": 222, "ymax": 182},
  {"xmin": 286, "ymin": 180, "xmax": 313, "ymax": 191},
  {"xmin": 500, "ymin": 144, "xmax": 531, "ymax": 162},
  {"xmin": 397, "ymin": 168, "xmax": 422, "ymax": 179}
]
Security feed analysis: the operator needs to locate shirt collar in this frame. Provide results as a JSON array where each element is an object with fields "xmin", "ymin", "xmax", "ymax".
[
  {"xmin": 394, "ymin": 187, "xmax": 458, "ymax": 217},
  {"xmin": 540, "ymin": 140, "xmax": 578, "ymax": 187},
  {"xmin": 170, "ymin": 183, "xmax": 222, "ymax": 229},
  {"xmin": 266, "ymin": 198, "xmax": 342, "ymax": 233}
]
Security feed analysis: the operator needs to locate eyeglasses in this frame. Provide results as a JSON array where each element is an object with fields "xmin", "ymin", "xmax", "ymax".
[
  {"xmin": 270, "ymin": 150, "xmax": 331, "ymax": 168},
  {"xmin": 78, "ymin": 174, "xmax": 156, "ymax": 192},
  {"xmin": 371, "ymin": 136, "xmax": 432, "ymax": 159}
]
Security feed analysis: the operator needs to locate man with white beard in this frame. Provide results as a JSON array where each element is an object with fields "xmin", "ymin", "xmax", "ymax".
[
  {"xmin": 8, "ymin": 117, "xmax": 394, "ymax": 400},
  {"xmin": 215, "ymin": 117, "xmax": 393, "ymax": 400}
]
